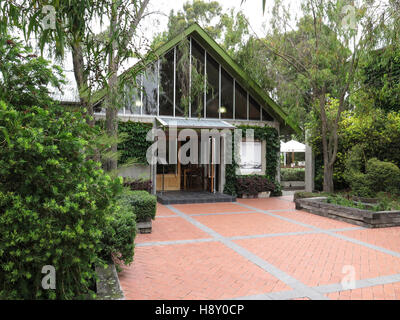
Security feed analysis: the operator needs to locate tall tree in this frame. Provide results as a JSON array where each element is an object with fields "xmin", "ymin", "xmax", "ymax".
[
  {"xmin": 1, "ymin": 0, "xmax": 152, "ymax": 172},
  {"xmin": 152, "ymin": 0, "xmax": 249, "ymax": 56},
  {"xmin": 245, "ymin": 0, "xmax": 393, "ymax": 192},
  {"xmin": 102, "ymin": 0, "xmax": 151, "ymax": 172}
]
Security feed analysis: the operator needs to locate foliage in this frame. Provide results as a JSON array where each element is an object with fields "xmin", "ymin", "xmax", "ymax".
[
  {"xmin": 360, "ymin": 45, "xmax": 400, "ymax": 113},
  {"xmin": 175, "ymin": 37, "xmax": 209, "ymax": 117},
  {"xmin": 344, "ymin": 143, "xmax": 400, "ymax": 197},
  {"xmin": 0, "ymin": 99, "xmax": 124, "ymax": 299},
  {"xmin": 152, "ymin": 0, "xmax": 249, "ymax": 56},
  {"xmin": 235, "ymin": 176, "xmax": 275, "ymax": 196},
  {"xmin": 326, "ymin": 195, "xmax": 373, "ymax": 211},
  {"xmin": 99, "ymin": 189, "xmax": 136, "ymax": 266},
  {"xmin": 117, "ymin": 121, "xmax": 153, "ymax": 164},
  {"xmin": 121, "ymin": 190, "xmax": 156, "ymax": 222},
  {"xmin": 324, "ymin": 193, "xmax": 400, "ymax": 212},
  {"xmin": 0, "ymin": 37, "xmax": 64, "ymax": 107},
  {"xmin": 280, "ymin": 168, "xmax": 305, "ymax": 181},
  {"xmin": 312, "ymin": 109, "xmax": 400, "ymax": 191},
  {"xmin": 366, "ymin": 158, "xmax": 400, "ymax": 195},
  {"xmin": 123, "ymin": 178, "xmax": 152, "ymax": 193}
]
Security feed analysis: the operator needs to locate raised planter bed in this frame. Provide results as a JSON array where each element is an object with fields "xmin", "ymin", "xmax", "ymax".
[
  {"xmin": 295, "ymin": 197, "xmax": 400, "ymax": 228},
  {"xmin": 136, "ymin": 216, "xmax": 152, "ymax": 234},
  {"xmin": 281, "ymin": 181, "xmax": 305, "ymax": 189},
  {"xmin": 240, "ymin": 191, "xmax": 271, "ymax": 199}
]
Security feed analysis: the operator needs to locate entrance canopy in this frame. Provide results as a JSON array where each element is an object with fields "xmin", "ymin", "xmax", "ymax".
[
  {"xmin": 280, "ymin": 140, "xmax": 306, "ymax": 153},
  {"xmin": 156, "ymin": 117, "xmax": 235, "ymax": 130}
]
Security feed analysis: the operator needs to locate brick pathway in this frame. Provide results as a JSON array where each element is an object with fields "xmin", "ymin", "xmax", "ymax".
[{"xmin": 118, "ymin": 196, "xmax": 400, "ymax": 300}]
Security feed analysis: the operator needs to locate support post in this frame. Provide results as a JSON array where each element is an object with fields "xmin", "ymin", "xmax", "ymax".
[{"xmin": 305, "ymin": 129, "xmax": 315, "ymax": 192}]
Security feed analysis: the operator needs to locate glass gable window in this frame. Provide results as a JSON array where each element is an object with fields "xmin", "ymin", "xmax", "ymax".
[
  {"xmin": 176, "ymin": 44, "xmax": 190, "ymax": 118},
  {"xmin": 191, "ymin": 38, "xmax": 205, "ymax": 118},
  {"xmin": 220, "ymin": 68, "xmax": 234, "ymax": 119},
  {"xmin": 235, "ymin": 82, "xmax": 247, "ymax": 120},
  {"xmin": 206, "ymin": 53, "xmax": 219, "ymax": 119},
  {"xmin": 98, "ymin": 35, "xmax": 275, "ymax": 123},
  {"xmin": 249, "ymin": 95, "xmax": 261, "ymax": 121},
  {"xmin": 122, "ymin": 75, "xmax": 142, "ymax": 115},
  {"xmin": 159, "ymin": 49, "xmax": 174, "ymax": 116},
  {"xmin": 142, "ymin": 63, "xmax": 158, "ymax": 115},
  {"xmin": 262, "ymin": 108, "xmax": 274, "ymax": 121}
]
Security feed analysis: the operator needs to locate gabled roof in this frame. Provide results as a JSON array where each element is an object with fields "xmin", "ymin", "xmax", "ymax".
[{"xmin": 92, "ymin": 23, "xmax": 302, "ymax": 135}]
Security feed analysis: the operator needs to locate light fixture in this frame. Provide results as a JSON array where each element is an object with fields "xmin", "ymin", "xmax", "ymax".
[
  {"xmin": 219, "ymin": 106, "xmax": 227, "ymax": 114},
  {"xmin": 135, "ymin": 100, "xmax": 142, "ymax": 107}
]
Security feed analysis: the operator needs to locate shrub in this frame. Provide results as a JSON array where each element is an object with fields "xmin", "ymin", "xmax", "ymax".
[
  {"xmin": 236, "ymin": 176, "xmax": 275, "ymax": 196},
  {"xmin": 99, "ymin": 191, "xmax": 136, "ymax": 266},
  {"xmin": 344, "ymin": 145, "xmax": 374, "ymax": 197},
  {"xmin": 344, "ymin": 145, "xmax": 400, "ymax": 197},
  {"xmin": 366, "ymin": 158, "xmax": 400, "ymax": 195},
  {"xmin": 280, "ymin": 168, "xmax": 305, "ymax": 181},
  {"xmin": 0, "ymin": 38, "xmax": 124, "ymax": 299},
  {"xmin": 0, "ymin": 102, "xmax": 124, "ymax": 300},
  {"xmin": 121, "ymin": 190, "xmax": 156, "ymax": 222},
  {"xmin": 123, "ymin": 178, "xmax": 152, "ymax": 193}
]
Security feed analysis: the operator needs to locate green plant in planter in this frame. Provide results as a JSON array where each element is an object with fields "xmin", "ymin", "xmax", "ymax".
[
  {"xmin": 120, "ymin": 190, "xmax": 156, "ymax": 222},
  {"xmin": 236, "ymin": 176, "xmax": 275, "ymax": 197},
  {"xmin": 99, "ymin": 193, "xmax": 136, "ymax": 266}
]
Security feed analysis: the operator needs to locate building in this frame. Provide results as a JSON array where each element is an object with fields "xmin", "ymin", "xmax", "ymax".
[{"xmin": 92, "ymin": 23, "xmax": 301, "ymax": 199}]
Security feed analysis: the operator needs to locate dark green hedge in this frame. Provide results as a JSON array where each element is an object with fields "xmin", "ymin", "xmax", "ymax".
[
  {"xmin": 281, "ymin": 168, "xmax": 305, "ymax": 181},
  {"xmin": 100, "ymin": 194, "xmax": 136, "ymax": 266},
  {"xmin": 120, "ymin": 190, "xmax": 156, "ymax": 222}
]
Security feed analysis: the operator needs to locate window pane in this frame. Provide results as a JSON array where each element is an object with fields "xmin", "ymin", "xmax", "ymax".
[
  {"xmin": 249, "ymin": 95, "xmax": 260, "ymax": 121},
  {"xmin": 176, "ymin": 43, "xmax": 190, "ymax": 117},
  {"xmin": 206, "ymin": 53, "xmax": 219, "ymax": 118},
  {"xmin": 123, "ymin": 75, "xmax": 141, "ymax": 115},
  {"xmin": 220, "ymin": 68, "xmax": 233, "ymax": 119},
  {"xmin": 191, "ymin": 38, "xmax": 205, "ymax": 118},
  {"xmin": 142, "ymin": 63, "xmax": 158, "ymax": 115},
  {"xmin": 239, "ymin": 141, "xmax": 262, "ymax": 175},
  {"xmin": 235, "ymin": 82, "xmax": 247, "ymax": 120},
  {"xmin": 262, "ymin": 108, "xmax": 274, "ymax": 121},
  {"xmin": 159, "ymin": 50, "xmax": 174, "ymax": 116}
]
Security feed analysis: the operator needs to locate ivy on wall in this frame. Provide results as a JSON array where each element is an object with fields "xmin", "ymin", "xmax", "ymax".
[
  {"xmin": 224, "ymin": 125, "xmax": 281, "ymax": 196},
  {"xmin": 118, "ymin": 121, "xmax": 153, "ymax": 165}
]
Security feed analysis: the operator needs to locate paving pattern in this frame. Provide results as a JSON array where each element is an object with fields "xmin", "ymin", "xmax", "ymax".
[{"xmin": 118, "ymin": 196, "xmax": 400, "ymax": 300}]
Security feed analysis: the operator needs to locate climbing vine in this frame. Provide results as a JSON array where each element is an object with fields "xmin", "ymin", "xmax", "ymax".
[
  {"xmin": 118, "ymin": 121, "xmax": 153, "ymax": 164},
  {"xmin": 224, "ymin": 125, "xmax": 281, "ymax": 196}
]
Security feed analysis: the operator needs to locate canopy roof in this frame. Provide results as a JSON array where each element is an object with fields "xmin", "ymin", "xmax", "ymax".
[
  {"xmin": 280, "ymin": 140, "xmax": 306, "ymax": 153},
  {"xmin": 156, "ymin": 117, "xmax": 235, "ymax": 130}
]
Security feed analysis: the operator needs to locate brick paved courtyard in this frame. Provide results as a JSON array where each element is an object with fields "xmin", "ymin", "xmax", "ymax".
[{"xmin": 118, "ymin": 196, "xmax": 400, "ymax": 300}]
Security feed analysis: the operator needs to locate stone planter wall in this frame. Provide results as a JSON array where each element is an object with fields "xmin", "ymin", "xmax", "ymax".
[
  {"xmin": 240, "ymin": 191, "xmax": 271, "ymax": 199},
  {"xmin": 137, "ymin": 217, "xmax": 152, "ymax": 234},
  {"xmin": 96, "ymin": 264, "xmax": 124, "ymax": 300},
  {"xmin": 295, "ymin": 197, "xmax": 400, "ymax": 228},
  {"xmin": 282, "ymin": 181, "xmax": 305, "ymax": 189}
]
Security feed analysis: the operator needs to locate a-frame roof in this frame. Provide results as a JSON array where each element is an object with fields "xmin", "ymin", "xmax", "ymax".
[{"xmin": 93, "ymin": 23, "xmax": 301, "ymax": 135}]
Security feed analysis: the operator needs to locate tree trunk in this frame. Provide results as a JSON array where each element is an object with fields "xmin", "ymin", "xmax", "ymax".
[
  {"xmin": 323, "ymin": 162, "xmax": 334, "ymax": 192},
  {"xmin": 104, "ymin": 1, "xmax": 119, "ymax": 172},
  {"xmin": 317, "ymin": 87, "xmax": 335, "ymax": 193},
  {"xmin": 71, "ymin": 42, "xmax": 95, "ymax": 127}
]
